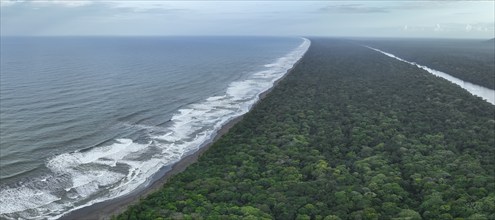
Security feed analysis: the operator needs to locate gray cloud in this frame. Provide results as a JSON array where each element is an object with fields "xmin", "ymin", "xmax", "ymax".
[
  {"xmin": 1, "ymin": 1, "xmax": 493, "ymax": 38},
  {"xmin": 109, "ymin": 6, "xmax": 189, "ymax": 15},
  {"xmin": 317, "ymin": 1, "xmax": 467, "ymax": 14},
  {"xmin": 400, "ymin": 22, "xmax": 494, "ymax": 34},
  {"xmin": 319, "ymin": 4, "xmax": 389, "ymax": 14}
]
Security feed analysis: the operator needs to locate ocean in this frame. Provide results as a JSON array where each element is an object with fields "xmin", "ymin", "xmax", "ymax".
[{"xmin": 0, "ymin": 36, "xmax": 310, "ymax": 219}]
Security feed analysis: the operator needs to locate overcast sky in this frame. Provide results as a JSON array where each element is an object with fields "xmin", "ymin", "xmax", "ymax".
[{"xmin": 1, "ymin": 0, "xmax": 494, "ymax": 38}]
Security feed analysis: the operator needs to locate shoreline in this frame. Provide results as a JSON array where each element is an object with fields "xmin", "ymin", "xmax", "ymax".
[
  {"xmin": 366, "ymin": 46, "xmax": 495, "ymax": 105},
  {"xmin": 60, "ymin": 51, "xmax": 306, "ymax": 220}
]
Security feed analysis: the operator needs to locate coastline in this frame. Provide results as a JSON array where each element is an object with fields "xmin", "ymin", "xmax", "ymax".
[
  {"xmin": 59, "ymin": 51, "xmax": 307, "ymax": 220},
  {"xmin": 60, "ymin": 116, "xmax": 244, "ymax": 220}
]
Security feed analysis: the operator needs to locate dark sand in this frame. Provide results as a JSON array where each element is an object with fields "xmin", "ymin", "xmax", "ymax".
[{"xmin": 60, "ymin": 56, "xmax": 304, "ymax": 220}]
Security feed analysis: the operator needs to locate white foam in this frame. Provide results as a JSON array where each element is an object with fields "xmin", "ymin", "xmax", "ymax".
[
  {"xmin": 0, "ymin": 38, "xmax": 311, "ymax": 219},
  {"xmin": 47, "ymin": 139, "xmax": 150, "ymax": 172},
  {"xmin": 206, "ymin": 96, "xmax": 225, "ymax": 101},
  {"xmin": 226, "ymin": 80, "xmax": 262, "ymax": 101},
  {"xmin": 366, "ymin": 46, "xmax": 495, "ymax": 105},
  {"xmin": 122, "ymin": 122, "xmax": 166, "ymax": 132},
  {"xmin": 0, "ymin": 187, "xmax": 61, "ymax": 214}
]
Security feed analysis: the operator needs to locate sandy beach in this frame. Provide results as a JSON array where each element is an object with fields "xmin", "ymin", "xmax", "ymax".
[{"xmin": 59, "ymin": 56, "xmax": 305, "ymax": 220}]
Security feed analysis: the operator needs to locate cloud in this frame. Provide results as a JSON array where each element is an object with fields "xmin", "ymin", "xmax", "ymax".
[
  {"xmin": 319, "ymin": 4, "xmax": 388, "ymax": 14},
  {"xmin": 466, "ymin": 24, "xmax": 472, "ymax": 32},
  {"xmin": 400, "ymin": 25, "xmax": 426, "ymax": 32},
  {"xmin": 317, "ymin": 1, "xmax": 472, "ymax": 15},
  {"xmin": 108, "ymin": 6, "xmax": 187, "ymax": 15},
  {"xmin": 2, "ymin": 1, "xmax": 493, "ymax": 38},
  {"xmin": 1, "ymin": 0, "xmax": 93, "ymax": 7},
  {"xmin": 1, "ymin": 0, "xmax": 187, "ymax": 15},
  {"xmin": 37, "ymin": 0, "xmax": 93, "ymax": 7},
  {"xmin": 434, "ymin": 24, "xmax": 442, "ymax": 32},
  {"xmin": 398, "ymin": 23, "xmax": 493, "ymax": 35},
  {"xmin": 0, "ymin": 0, "xmax": 24, "ymax": 7}
]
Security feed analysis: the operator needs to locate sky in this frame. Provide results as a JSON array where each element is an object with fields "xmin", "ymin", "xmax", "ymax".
[{"xmin": 1, "ymin": 0, "xmax": 494, "ymax": 39}]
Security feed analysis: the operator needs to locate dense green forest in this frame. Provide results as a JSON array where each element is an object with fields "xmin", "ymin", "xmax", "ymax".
[
  {"xmin": 362, "ymin": 39, "xmax": 495, "ymax": 89},
  {"xmin": 116, "ymin": 39, "xmax": 495, "ymax": 220}
]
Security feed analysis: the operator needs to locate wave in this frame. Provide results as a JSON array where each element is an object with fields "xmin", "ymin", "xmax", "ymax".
[
  {"xmin": 0, "ymin": 38, "xmax": 310, "ymax": 219},
  {"xmin": 366, "ymin": 46, "xmax": 495, "ymax": 105}
]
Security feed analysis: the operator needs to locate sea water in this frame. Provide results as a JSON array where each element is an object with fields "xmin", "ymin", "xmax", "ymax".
[{"xmin": 0, "ymin": 36, "xmax": 310, "ymax": 219}]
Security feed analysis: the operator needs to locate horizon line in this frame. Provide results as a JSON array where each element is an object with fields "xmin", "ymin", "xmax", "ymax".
[{"xmin": 0, "ymin": 35, "xmax": 493, "ymax": 41}]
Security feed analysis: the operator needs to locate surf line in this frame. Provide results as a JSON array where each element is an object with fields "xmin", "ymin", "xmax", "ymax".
[{"xmin": 365, "ymin": 46, "xmax": 495, "ymax": 105}]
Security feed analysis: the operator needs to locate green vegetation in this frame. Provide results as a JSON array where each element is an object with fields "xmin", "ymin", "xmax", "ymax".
[
  {"xmin": 116, "ymin": 39, "xmax": 495, "ymax": 220},
  {"xmin": 362, "ymin": 39, "xmax": 495, "ymax": 90}
]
